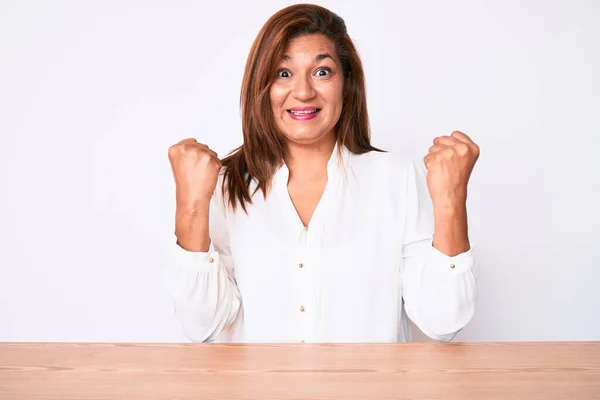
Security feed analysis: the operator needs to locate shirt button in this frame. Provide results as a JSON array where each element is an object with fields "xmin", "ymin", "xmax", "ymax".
[
  {"xmin": 208, "ymin": 258, "xmax": 214, "ymax": 263},
  {"xmin": 300, "ymin": 305, "xmax": 305, "ymax": 312},
  {"xmin": 299, "ymin": 263, "xmax": 304, "ymax": 268},
  {"xmin": 303, "ymin": 226, "xmax": 308, "ymax": 231},
  {"xmin": 450, "ymin": 263, "xmax": 455, "ymax": 269}
]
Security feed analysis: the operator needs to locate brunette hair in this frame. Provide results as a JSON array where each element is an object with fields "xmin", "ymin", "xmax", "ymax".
[{"xmin": 221, "ymin": 3, "xmax": 382, "ymax": 212}]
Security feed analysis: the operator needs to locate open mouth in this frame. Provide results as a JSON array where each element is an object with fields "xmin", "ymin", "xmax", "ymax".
[
  {"xmin": 287, "ymin": 108, "xmax": 321, "ymax": 120},
  {"xmin": 287, "ymin": 108, "xmax": 321, "ymax": 115}
]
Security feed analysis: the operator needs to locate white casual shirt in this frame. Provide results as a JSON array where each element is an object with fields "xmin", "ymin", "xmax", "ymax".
[{"xmin": 165, "ymin": 143, "xmax": 478, "ymax": 343}]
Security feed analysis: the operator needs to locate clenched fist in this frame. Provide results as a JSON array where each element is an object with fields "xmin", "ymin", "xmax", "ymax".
[
  {"xmin": 168, "ymin": 138, "xmax": 222, "ymax": 208},
  {"xmin": 424, "ymin": 131, "xmax": 480, "ymax": 207}
]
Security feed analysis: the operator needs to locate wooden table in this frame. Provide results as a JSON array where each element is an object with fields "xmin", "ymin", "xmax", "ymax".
[{"xmin": 0, "ymin": 342, "xmax": 599, "ymax": 399}]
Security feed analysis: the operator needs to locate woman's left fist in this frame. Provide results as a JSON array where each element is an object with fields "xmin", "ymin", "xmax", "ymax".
[{"xmin": 424, "ymin": 130, "xmax": 480, "ymax": 206}]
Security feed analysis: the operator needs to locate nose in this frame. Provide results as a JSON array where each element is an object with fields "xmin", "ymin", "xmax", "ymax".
[{"xmin": 292, "ymin": 74, "xmax": 316, "ymax": 101}]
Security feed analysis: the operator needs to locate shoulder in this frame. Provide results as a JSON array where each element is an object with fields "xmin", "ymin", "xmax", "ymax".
[{"xmin": 346, "ymin": 149, "xmax": 424, "ymax": 184}]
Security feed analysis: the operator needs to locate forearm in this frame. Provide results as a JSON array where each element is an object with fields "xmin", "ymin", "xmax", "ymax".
[
  {"xmin": 175, "ymin": 201, "xmax": 211, "ymax": 252},
  {"xmin": 432, "ymin": 196, "xmax": 470, "ymax": 257},
  {"xmin": 402, "ymin": 248, "xmax": 477, "ymax": 341},
  {"xmin": 402, "ymin": 235, "xmax": 477, "ymax": 341},
  {"xmin": 166, "ymin": 246, "xmax": 242, "ymax": 342}
]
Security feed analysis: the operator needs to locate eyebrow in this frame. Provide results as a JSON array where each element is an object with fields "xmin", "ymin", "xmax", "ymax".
[{"xmin": 282, "ymin": 53, "xmax": 336, "ymax": 63}]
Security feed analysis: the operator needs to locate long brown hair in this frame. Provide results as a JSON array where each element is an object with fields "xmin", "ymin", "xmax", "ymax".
[{"xmin": 221, "ymin": 3, "xmax": 382, "ymax": 212}]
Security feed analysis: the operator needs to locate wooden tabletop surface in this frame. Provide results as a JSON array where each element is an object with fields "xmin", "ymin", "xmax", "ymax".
[{"xmin": 0, "ymin": 342, "xmax": 599, "ymax": 399}]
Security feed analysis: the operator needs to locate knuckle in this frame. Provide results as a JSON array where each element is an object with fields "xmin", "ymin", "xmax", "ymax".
[
  {"xmin": 180, "ymin": 145, "xmax": 192, "ymax": 155},
  {"xmin": 456, "ymin": 143, "xmax": 469, "ymax": 155},
  {"xmin": 167, "ymin": 145, "xmax": 178, "ymax": 158},
  {"xmin": 442, "ymin": 148, "xmax": 454, "ymax": 158},
  {"xmin": 183, "ymin": 145, "xmax": 202, "ymax": 159},
  {"xmin": 197, "ymin": 149, "xmax": 211, "ymax": 161}
]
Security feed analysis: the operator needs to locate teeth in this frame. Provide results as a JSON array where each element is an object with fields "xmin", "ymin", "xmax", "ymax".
[{"xmin": 290, "ymin": 109, "xmax": 318, "ymax": 114}]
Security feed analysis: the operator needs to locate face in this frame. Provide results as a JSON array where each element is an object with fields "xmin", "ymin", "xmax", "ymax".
[{"xmin": 269, "ymin": 34, "xmax": 344, "ymax": 145}]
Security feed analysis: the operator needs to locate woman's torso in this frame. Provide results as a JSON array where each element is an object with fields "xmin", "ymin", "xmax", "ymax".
[{"xmin": 220, "ymin": 146, "xmax": 415, "ymax": 342}]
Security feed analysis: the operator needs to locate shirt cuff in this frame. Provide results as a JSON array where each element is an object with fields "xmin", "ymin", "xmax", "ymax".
[
  {"xmin": 173, "ymin": 242, "xmax": 220, "ymax": 273},
  {"xmin": 428, "ymin": 240, "xmax": 476, "ymax": 274}
]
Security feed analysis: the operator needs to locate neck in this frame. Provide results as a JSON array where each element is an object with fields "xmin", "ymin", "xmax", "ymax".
[{"xmin": 285, "ymin": 134, "xmax": 337, "ymax": 182}]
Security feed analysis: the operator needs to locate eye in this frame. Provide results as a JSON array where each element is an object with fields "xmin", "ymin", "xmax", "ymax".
[
  {"xmin": 277, "ymin": 69, "xmax": 291, "ymax": 78},
  {"xmin": 315, "ymin": 68, "xmax": 331, "ymax": 77}
]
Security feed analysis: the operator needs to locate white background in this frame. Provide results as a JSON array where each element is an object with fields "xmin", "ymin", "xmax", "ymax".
[{"xmin": 1, "ymin": 0, "xmax": 598, "ymax": 342}]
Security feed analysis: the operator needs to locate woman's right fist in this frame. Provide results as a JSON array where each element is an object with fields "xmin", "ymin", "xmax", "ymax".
[{"xmin": 168, "ymin": 138, "xmax": 222, "ymax": 207}]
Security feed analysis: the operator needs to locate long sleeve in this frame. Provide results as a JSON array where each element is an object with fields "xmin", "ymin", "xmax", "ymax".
[
  {"xmin": 164, "ymin": 181, "xmax": 243, "ymax": 343},
  {"xmin": 400, "ymin": 159, "xmax": 478, "ymax": 342}
]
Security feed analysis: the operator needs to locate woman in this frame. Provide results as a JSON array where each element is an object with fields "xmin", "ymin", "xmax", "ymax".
[{"xmin": 166, "ymin": 4, "xmax": 480, "ymax": 343}]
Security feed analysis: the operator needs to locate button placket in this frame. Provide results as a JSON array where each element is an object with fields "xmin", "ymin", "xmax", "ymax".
[
  {"xmin": 297, "ymin": 225, "xmax": 310, "ymax": 342},
  {"xmin": 304, "ymin": 221, "xmax": 326, "ymax": 342}
]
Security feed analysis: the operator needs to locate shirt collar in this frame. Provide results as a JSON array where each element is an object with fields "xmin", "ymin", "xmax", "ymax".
[{"xmin": 272, "ymin": 141, "xmax": 350, "ymax": 189}]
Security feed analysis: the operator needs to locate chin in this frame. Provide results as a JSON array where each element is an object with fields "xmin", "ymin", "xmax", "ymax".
[{"xmin": 284, "ymin": 130, "xmax": 331, "ymax": 145}]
